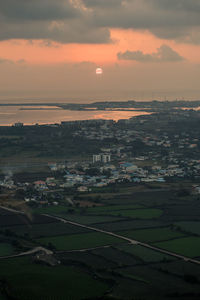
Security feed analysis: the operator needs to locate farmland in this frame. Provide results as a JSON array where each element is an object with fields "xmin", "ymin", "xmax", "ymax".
[
  {"xmin": 0, "ymin": 257, "xmax": 109, "ymax": 300},
  {"xmin": 154, "ymin": 236, "xmax": 200, "ymax": 258},
  {"xmin": 117, "ymin": 227, "xmax": 186, "ymax": 243},
  {"xmin": 117, "ymin": 244, "xmax": 175, "ymax": 263},
  {"xmin": 175, "ymin": 221, "xmax": 200, "ymax": 236},
  {"xmin": 105, "ymin": 208, "xmax": 163, "ymax": 219},
  {"xmin": 0, "ymin": 186, "xmax": 200, "ymax": 299},
  {"xmin": 0, "ymin": 243, "xmax": 14, "ymax": 257},
  {"xmin": 37, "ymin": 232, "xmax": 125, "ymax": 251}
]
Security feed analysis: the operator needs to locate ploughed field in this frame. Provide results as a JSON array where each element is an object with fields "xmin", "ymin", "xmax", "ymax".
[{"xmin": 0, "ymin": 188, "xmax": 200, "ymax": 299}]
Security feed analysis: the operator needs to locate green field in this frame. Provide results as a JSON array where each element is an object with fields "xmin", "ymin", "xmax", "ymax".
[
  {"xmin": 6, "ymin": 222, "xmax": 91, "ymax": 238},
  {"xmin": 87, "ymin": 204, "xmax": 143, "ymax": 214},
  {"xmin": 34, "ymin": 205, "xmax": 69, "ymax": 215},
  {"xmin": 36, "ymin": 203, "xmax": 133, "ymax": 218},
  {"xmin": 113, "ymin": 264, "xmax": 198, "ymax": 298},
  {"xmin": 116, "ymin": 269, "xmax": 149, "ymax": 283},
  {"xmin": 175, "ymin": 221, "xmax": 200, "ymax": 236},
  {"xmin": 53, "ymin": 214, "xmax": 124, "ymax": 224},
  {"xmin": 117, "ymin": 244, "xmax": 175, "ymax": 263},
  {"xmin": 153, "ymin": 260, "xmax": 200, "ymax": 281},
  {"xmin": 95, "ymin": 219, "xmax": 167, "ymax": 232},
  {"xmin": 60, "ymin": 251, "xmax": 116, "ymax": 269},
  {"xmin": 0, "ymin": 257, "xmax": 109, "ymax": 300},
  {"xmin": 92, "ymin": 247, "xmax": 139, "ymax": 266},
  {"xmin": 110, "ymin": 208, "xmax": 163, "ymax": 219},
  {"xmin": 117, "ymin": 227, "xmax": 186, "ymax": 243},
  {"xmin": 155, "ymin": 236, "xmax": 200, "ymax": 257},
  {"xmin": 0, "ymin": 243, "xmax": 14, "ymax": 257},
  {"xmin": 38, "ymin": 232, "xmax": 125, "ymax": 251},
  {"xmin": 34, "ymin": 206, "xmax": 125, "ymax": 224}
]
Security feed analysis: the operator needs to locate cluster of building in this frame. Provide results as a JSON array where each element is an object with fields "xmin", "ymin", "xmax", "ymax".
[{"xmin": 2, "ymin": 109, "xmax": 200, "ymax": 206}]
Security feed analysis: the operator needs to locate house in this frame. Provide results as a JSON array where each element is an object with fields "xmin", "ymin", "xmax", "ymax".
[
  {"xmin": 34, "ymin": 181, "xmax": 48, "ymax": 191},
  {"xmin": 77, "ymin": 186, "xmax": 88, "ymax": 192}
]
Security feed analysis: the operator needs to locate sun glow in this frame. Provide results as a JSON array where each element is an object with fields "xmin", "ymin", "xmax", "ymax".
[{"xmin": 96, "ymin": 67, "xmax": 103, "ymax": 75}]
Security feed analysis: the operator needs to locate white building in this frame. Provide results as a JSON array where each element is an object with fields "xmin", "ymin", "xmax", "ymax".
[
  {"xmin": 93, "ymin": 155, "xmax": 101, "ymax": 163},
  {"xmin": 93, "ymin": 154, "xmax": 111, "ymax": 164},
  {"xmin": 102, "ymin": 154, "xmax": 111, "ymax": 163}
]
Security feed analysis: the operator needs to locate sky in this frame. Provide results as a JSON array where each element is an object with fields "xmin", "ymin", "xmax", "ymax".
[{"xmin": 1, "ymin": 0, "xmax": 200, "ymax": 102}]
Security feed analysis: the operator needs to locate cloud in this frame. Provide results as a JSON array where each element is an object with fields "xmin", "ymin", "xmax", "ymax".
[
  {"xmin": 0, "ymin": 0, "xmax": 111, "ymax": 44},
  {"xmin": 117, "ymin": 45, "xmax": 185, "ymax": 62},
  {"xmin": 0, "ymin": 57, "xmax": 26, "ymax": 64},
  {"xmin": 0, "ymin": 19, "xmax": 110, "ymax": 44},
  {"xmin": 84, "ymin": 0, "xmax": 200, "ymax": 28},
  {"xmin": 83, "ymin": 0, "xmax": 122, "ymax": 9},
  {"xmin": 0, "ymin": 0, "xmax": 79, "ymax": 21},
  {"xmin": 149, "ymin": 0, "xmax": 200, "ymax": 13},
  {"xmin": 17, "ymin": 59, "xmax": 26, "ymax": 64},
  {"xmin": 0, "ymin": 0, "xmax": 200, "ymax": 44},
  {"xmin": 83, "ymin": 0, "xmax": 200, "ymax": 44},
  {"xmin": 0, "ymin": 58, "xmax": 13, "ymax": 64}
]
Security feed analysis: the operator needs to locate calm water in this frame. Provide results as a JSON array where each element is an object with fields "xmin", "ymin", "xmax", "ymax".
[
  {"xmin": 0, "ymin": 89, "xmax": 200, "ymax": 103},
  {"xmin": 0, "ymin": 106, "xmax": 151, "ymax": 126}
]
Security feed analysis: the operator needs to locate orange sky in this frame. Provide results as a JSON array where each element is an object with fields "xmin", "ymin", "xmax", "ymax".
[{"xmin": 0, "ymin": 29, "xmax": 200, "ymax": 66}]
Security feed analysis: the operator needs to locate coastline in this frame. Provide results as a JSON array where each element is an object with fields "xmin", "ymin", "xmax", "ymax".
[{"xmin": 0, "ymin": 100, "xmax": 199, "ymax": 126}]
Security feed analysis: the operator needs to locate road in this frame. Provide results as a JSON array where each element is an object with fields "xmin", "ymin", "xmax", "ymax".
[
  {"xmin": 0, "ymin": 205, "xmax": 200, "ymax": 265},
  {"xmin": 0, "ymin": 247, "xmax": 53, "ymax": 259},
  {"xmin": 43, "ymin": 213, "xmax": 200, "ymax": 266},
  {"xmin": 0, "ymin": 205, "xmax": 25, "ymax": 215}
]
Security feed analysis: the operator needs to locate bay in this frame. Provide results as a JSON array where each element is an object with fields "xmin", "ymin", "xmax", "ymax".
[{"xmin": 0, "ymin": 105, "xmax": 151, "ymax": 126}]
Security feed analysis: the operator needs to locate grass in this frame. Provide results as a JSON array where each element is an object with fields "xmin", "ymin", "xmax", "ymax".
[
  {"xmin": 60, "ymin": 251, "xmax": 116, "ymax": 269},
  {"xmin": 7, "ymin": 222, "xmax": 91, "ymax": 238},
  {"xmin": 52, "ymin": 214, "xmax": 124, "ymax": 225},
  {"xmin": 33, "ymin": 205, "xmax": 125, "ymax": 224},
  {"xmin": 92, "ymin": 247, "xmax": 139, "ymax": 266},
  {"xmin": 175, "ymin": 221, "xmax": 200, "ymax": 236},
  {"xmin": 87, "ymin": 204, "xmax": 143, "ymax": 214},
  {"xmin": 37, "ymin": 232, "xmax": 125, "ymax": 251},
  {"xmin": 117, "ymin": 244, "xmax": 174, "ymax": 263},
  {"xmin": 95, "ymin": 219, "xmax": 166, "ymax": 232},
  {"xmin": 154, "ymin": 236, "xmax": 200, "ymax": 258},
  {"xmin": 110, "ymin": 208, "xmax": 163, "ymax": 219},
  {"xmin": 33, "ymin": 205, "xmax": 69, "ymax": 215},
  {"xmin": 117, "ymin": 227, "xmax": 186, "ymax": 243},
  {"xmin": 154, "ymin": 260, "xmax": 200, "ymax": 281},
  {"xmin": 116, "ymin": 269, "xmax": 149, "ymax": 283},
  {"xmin": 116, "ymin": 264, "xmax": 198, "ymax": 296},
  {"xmin": 0, "ymin": 257, "xmax": 109, "ymax": 300},
  {"xmin": 0, "ymin": 243, "xmax": 14, "ymax": 257}
]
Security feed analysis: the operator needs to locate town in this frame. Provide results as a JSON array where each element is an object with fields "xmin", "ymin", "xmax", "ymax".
[
  {"xmin": 0, "ymin": 106, "xmax": 200, "ymax": 299},
  {"xmin": 1, "ymin": 108, "xmax": 200, "ymax": 207}
]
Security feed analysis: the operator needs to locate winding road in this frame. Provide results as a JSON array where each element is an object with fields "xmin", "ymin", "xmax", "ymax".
[{"xmin": 0, "ymin": 247, "xmax": 53, "ymax": 259}]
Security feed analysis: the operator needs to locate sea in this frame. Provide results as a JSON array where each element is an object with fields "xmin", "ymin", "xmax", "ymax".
[
  {"xmin": 0, "ymin": 89, "xmax": 200, "ymax": 126},
  {"xmin": 0, "ymin": 105, "xmax": 151, "ymax": 126}
]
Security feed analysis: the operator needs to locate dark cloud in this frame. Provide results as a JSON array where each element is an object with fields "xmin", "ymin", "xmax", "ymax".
[
  {"xmin": 149, "ymin": 0, "xmax": 200, "ymax": 12},
  {"xmin": 0, "ymin": 0, "xmax": 78, "ymax": 21},
  {"xmin": 0, "ymin": 0, "xmax": 110, "ymax": 43},
  {"xmin": 117, "ymin": 45, "xmax": 185, "ymax": 62},
  {"xmin": 89, "ymin": 0, "xmax": 200, "ymax": 28},
  {"xmin": 83, "ymin": 0, "xmax": 122, "ymax": 8},
  {"xmin": 0, "ymin": 19, "xmax": 110, "ymax": 43},
  {"xmin": 86, "ymin": 0, "xmax": 200, "ymax": 44},
  {"xmin": 0, "ymin": 0, "xmax": 200, "ymax": 44}
]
